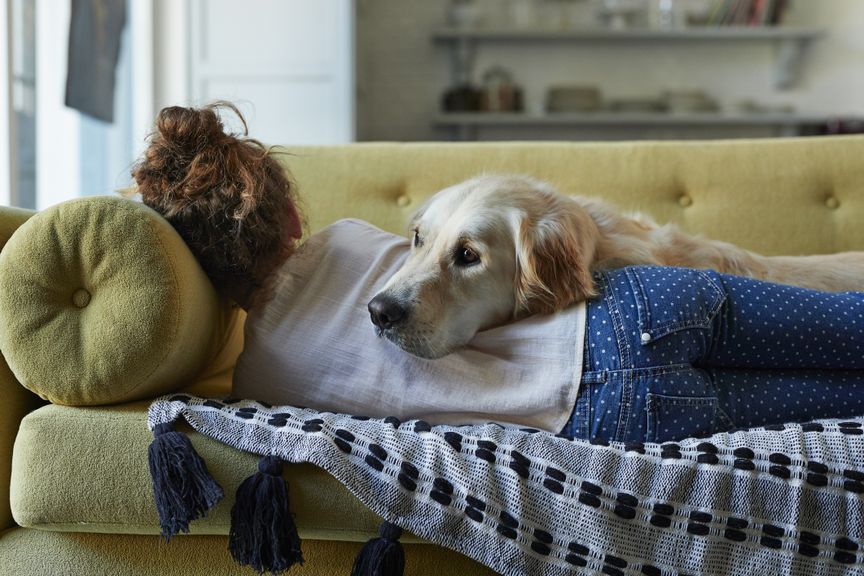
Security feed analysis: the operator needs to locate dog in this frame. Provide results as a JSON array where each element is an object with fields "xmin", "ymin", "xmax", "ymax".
[{"xmin": 368, "ymin": 173, "xmax": 864, "ymax": 359}]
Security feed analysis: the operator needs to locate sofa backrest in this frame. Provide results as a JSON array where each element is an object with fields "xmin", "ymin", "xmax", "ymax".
[
  {"xmin": 280, "ymin": 136, "xmax": 864, "ymax": 256},
  {"xmin": 5, "ymin": 137, "xmax": 860, "ymax": 404}
]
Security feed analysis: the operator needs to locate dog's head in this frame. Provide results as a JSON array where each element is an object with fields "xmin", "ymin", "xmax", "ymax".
[{"xmin": 368, "ymin": 174, "xmax": 598, "ymax": 359}]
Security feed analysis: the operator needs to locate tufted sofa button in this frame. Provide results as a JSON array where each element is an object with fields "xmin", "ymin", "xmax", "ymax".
[
  {"xmin": 396, "ymin": 194, "xmax": 411, "ymax": 207},
  {"xmin": 678, "ymin": 194, "xmax": 693, "ymax": 208},
  {"xmin": 72, "ymin": 288, "xmax": 91, "ymax": 308},
  {"xmin": 825, "ymin": 196, "xmax": 840, "ymax": 210}
]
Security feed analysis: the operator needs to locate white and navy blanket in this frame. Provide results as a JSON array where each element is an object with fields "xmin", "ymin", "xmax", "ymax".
[{"xmin": 148, "ymin": 395, "xmax": 864, "ymax": 576}]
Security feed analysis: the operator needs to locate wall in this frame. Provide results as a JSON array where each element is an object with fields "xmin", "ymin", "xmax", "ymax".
[
  {"xmin": 784, "ymin": 0, "xmax": 864, "ymax": 116},
  {"xmin": 355, "ymin": 0, "xmax": 864, "ymax": 141},
  {"xmin": 355, "ymin": 0, "xmax": 449, "ymax": 141}
]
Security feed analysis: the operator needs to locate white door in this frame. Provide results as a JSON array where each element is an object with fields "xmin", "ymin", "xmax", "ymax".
[{"xmin": 187, "ymin": 0, "xmax": 354, "ymax": 145}]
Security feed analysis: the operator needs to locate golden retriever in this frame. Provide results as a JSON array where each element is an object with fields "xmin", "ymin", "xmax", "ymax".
[{"xmin": 368, "ymin": 174, "xmax": 864, "ymax": 359}]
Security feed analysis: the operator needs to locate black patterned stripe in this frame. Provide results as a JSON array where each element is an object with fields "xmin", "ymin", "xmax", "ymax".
[
  {"xmin": 627, "ymin": 441, "xmax": 861, "ymax": 494},
  {"xmin": 417, "ymin": 416, "xmax": 864, "ymax": 497},
  {"xmin": 611, "ymin": 435, "xmax": 864, "ymax": 499}
]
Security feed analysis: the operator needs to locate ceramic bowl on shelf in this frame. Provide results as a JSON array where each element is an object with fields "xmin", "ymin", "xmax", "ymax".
[
  {"xmin": 685, "ymin": 0, "xmax": 714, "ymax": 26},
  {"xmin": 662, "ymin": 89, "xmax": 720, "ymax": 113},
  {"xmin": 545, "ymin": 85, "xmax": 603, "ymax": 113},
  {"xmin": 606, "ymin": 97, "xmax": 667, "ymax": 113},
  {"xmin": 597, "ymin": 0, "xmax": 647, "ymax": 30},
  {"xmin": 736, "ymin": 99, "xmax": 796, "ymax": 114}
]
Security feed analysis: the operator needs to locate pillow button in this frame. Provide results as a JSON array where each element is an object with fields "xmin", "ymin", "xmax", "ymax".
[
  {"xmin": 396, "ymin": 194, "xmax": 411, "ymax": 207},
  {"xmin": 678, "ymin": 194, "xmax": 693, "ymax": 208},
  {"xmin": 825, "ymin": 196, "xmax": 840, "ymax": 210},
  {"xmin": 72, "ymin": 288, "xmax": 91, "ymax": 308}
]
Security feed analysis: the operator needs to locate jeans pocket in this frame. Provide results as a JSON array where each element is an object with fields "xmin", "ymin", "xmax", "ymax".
[
  {"xmin": 646, "ymin": 393, "xmax": 717, "ymax": 443},
  {"xmin": 626, "ymin": 266, "xmax": 726, "ymax": 344}
]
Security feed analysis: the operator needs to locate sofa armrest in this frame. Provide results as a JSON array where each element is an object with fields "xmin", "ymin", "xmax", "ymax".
[
  {"xmin": 0, "ymin": 205, "xmax": 42, "ymax": 529},
  {"xmin": 1, "ymin": 355, "xmax": 41, "ymax": 529},
  {"xmin": 0, "ymin": 197, "xmax": 226, "ymax": 406}
]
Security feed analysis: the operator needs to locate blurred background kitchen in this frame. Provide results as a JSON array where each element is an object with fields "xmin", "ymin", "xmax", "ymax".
[{"xmin": 2, "ymin": 0, "xmax": 863, "ymax": 209}]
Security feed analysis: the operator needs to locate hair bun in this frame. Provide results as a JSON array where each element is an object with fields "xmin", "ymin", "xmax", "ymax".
[
  {"xmin": 156, "ymin": 105, "xmax": 227, "ymax": 152},
  {"xmin": 133, "ymin": 102, "xmax": 251, "ymax": 210}
]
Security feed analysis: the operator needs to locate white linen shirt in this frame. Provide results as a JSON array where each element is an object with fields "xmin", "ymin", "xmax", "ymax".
[{"xmin": 233, "ymin": 219, "xmax": 586, "ymax": 432}]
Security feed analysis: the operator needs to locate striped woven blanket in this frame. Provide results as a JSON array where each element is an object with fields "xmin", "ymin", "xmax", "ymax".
[{"xmin": 148, "ymin": 395, "xmax": 864, "ymax": 576}]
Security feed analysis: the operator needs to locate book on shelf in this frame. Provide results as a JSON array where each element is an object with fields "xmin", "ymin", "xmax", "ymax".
[{"xmin": 705, "ymin": 0, "xmax": 789, "ymax": 26}]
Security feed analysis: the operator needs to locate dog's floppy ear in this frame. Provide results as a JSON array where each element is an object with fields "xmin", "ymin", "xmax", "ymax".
[{"xmin": 514, "ymin": 202, "xmax": 599, "ymax": 316}]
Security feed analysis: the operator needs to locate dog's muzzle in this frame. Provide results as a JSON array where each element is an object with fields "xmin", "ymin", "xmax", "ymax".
[{"xmin": 368, "ymin": 293, "xmax": 408, "ymax": 330}]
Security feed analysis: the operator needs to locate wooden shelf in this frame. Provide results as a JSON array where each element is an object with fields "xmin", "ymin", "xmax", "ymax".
[
  {"xmin": 433, "ymin": 112, "xmax": 841, "ymax": 127},
  {"xmin": 432, "ymin": 26, "xmax": 825, "ymax": 42},
  {"xmin": 432, "ymin": 112, "xmax": 850, "ymax": 140},
  {"xmin": 433, "ymin": 25, "xmax": 825, "ymax": 90}
]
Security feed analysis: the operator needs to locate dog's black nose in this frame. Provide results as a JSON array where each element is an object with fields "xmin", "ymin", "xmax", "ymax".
[{"xmin": 368, "ymin": 294, "xmax": 407, "ymax": 330}]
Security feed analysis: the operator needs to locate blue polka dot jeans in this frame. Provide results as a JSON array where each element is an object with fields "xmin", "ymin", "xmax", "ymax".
[{"xmin": 562, "ymin": 266, "xmax": 864, "ymax": 443}]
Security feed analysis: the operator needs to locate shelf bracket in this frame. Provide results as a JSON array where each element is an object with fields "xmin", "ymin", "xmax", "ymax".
[{"xmin": 775, "ymin": 38, "xmax": 811, "ymax": 90}]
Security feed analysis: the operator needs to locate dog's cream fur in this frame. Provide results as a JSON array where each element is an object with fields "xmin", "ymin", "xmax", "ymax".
[{"xmin": 372, "ymin": 174, "xmax": 864, "ymax": 358}]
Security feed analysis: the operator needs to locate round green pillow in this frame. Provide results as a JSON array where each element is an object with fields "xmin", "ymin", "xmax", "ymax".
[{"xmin": 0, "ymin": 196, "xmax": 223, "ymax": 406}]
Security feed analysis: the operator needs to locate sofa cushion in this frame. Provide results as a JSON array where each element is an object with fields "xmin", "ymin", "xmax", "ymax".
[
  {"xmin": 0, "ymin": 529, "xmax": 494, "ymax": 575},
  {"xmin": 0, "ymin": 196, "xmax": 225, "ymax": 406},
  {"xmin": 10, "ymin": 403, "xmax": 403, "ymax": 542}
]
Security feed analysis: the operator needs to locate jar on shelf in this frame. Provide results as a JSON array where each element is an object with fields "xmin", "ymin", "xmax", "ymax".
[
  {"xmin": 597, "ymin": 0, "xmax": 647, "ymax": 30},
  {"xmin": 442, "ymin": 83, "xmax": 482, "ymax": 112},
  {"xmin": 479, "ymin": 66, "xmax": 524, "ymax": 113},
  {"xmin": 647, "ymin": 0, "xmax": 688, "ymax": 29}
]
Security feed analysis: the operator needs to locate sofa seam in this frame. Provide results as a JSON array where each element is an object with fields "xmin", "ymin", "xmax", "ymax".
[{"xmin": 22, "ymin": 521, "xmax": 387, "ymax": 535}]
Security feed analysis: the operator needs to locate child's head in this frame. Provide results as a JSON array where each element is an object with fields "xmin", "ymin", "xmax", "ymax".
[{"xmin": 132, "ymin": 102, "xmax": 303, "ymax": 308}]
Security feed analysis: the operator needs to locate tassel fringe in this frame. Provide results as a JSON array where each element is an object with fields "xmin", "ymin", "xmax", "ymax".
[
  {"xmin": 229, "ymin": 455, "xmax": 304, "ymax": 574},
  {"xmin": 351, "ymin": 521, "xmax": 405, "ymax": 576},
  {"xmin": 147, "ymin": 422, "xmax": 224, "ymax": 539}
]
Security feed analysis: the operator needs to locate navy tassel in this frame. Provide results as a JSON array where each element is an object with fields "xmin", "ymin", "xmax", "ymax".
[
  {"xmin": 148, "ymin": 422, "xmax": 224, "ymax": 539},
  {"xmin": 351, "ymin": 521, "xmax": 405, "ymax": 576},
  {"xmin": 229, "ymin": 455, "xmax": 303, "ymax": 574}
]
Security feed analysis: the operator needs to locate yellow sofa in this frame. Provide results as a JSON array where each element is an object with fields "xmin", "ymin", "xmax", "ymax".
[{"xmin": 2, "ymin": 136, "xmax": 864, "ymax": 575}]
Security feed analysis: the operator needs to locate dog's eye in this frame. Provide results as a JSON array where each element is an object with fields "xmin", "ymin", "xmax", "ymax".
[
  {"xmin": 455, "ymin": 246, "xmax": 480, "ymax": 266},
  {"xmin": 412, "ymin": 229, "xmax": 422, "ymax": 248}
]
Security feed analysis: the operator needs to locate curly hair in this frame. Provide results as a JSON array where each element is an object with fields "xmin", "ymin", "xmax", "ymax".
[{"xmin": 131, "ymin": 102, "xmax": 303, "ymax": 307}]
